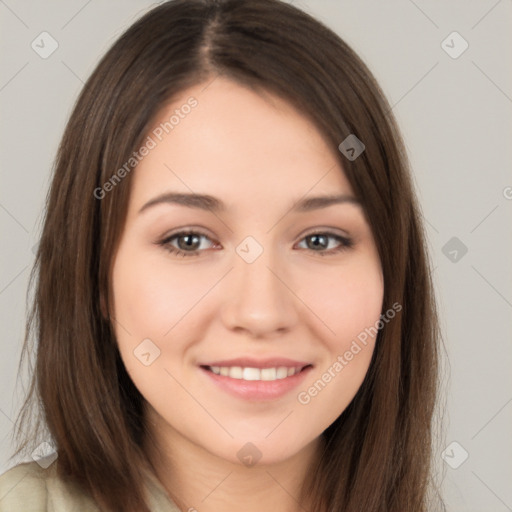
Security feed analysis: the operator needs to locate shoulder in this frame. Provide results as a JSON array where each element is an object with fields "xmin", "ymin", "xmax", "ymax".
[
  {"xmin": 1, "ymin": 461, "xmax": 180, "ymax": 512},
  {"xmin": 0, "ymin": 461, "xmax": 100, "ymax": 512},
  {"xmin": 0, "ymin": 461, "xmax": 48, "ymax": 511}
]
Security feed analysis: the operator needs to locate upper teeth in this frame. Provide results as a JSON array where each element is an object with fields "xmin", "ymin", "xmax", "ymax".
[{"xmin": 209, "ymin": 366, "xmax": 301, "ymax": 381}]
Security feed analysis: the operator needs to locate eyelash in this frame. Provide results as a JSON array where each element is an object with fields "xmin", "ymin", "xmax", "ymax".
[{"xmin": 157, "ymin": 229, "xmax": 354, "ymax": 258}]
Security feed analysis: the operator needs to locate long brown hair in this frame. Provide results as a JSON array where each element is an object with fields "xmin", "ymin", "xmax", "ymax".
[{"xmin": 10, "ymin": 0, "xmax": 445, "ymax": 510}]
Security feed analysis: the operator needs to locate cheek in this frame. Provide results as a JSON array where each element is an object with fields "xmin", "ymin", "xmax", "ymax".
[
  {"xmin": 297, "ymin": 254, "xmax": 384, "ymax": 348},
  {"xmin": 111, "ymin": 246, "xmax": 188, "ymax": 380},
  {"xmin": 111, "ymin": 247, "xmax": 214, "ymax": 336},
  {"xmin": 294, "ymin": 254, "xmax": 383, "ymax": 419},
  {"xmin": 111, "ymin": 247, "xmax": 199, "ymax": 408}
]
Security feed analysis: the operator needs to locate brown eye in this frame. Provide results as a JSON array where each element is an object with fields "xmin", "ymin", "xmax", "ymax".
[
  {"xmin": 296, "ymin": 232, "xmax": 353, "ymax": 256},
  {"xmin": 175, "ymin": 233, "xmax": 202, "ymax": 251},
  {"xmin": 159, "ymin": 230, "xmax": 217, "ymax": 257}
]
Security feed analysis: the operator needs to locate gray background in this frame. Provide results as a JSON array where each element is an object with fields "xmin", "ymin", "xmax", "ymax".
[{"xmin": 1, "ymin": 1, "xmax": 511, "ymax": 510}]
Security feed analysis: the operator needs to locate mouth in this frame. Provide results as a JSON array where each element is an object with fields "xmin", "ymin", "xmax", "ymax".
[
  {"xmin": 199, "ymin": 360, "xmax": 313, "ymax": 401},
  {"xmin": 201, "ymin": 364, "xmax": 311, "ymax": 381}
]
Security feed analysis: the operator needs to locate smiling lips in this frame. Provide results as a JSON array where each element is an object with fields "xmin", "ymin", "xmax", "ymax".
[
  {"xmin": 200, "ymin": 358, "xmax": 313, "ymax": 400},
  {"xmin": 208, "ymin": 365, "xmax": 304, "ymax": 381}
]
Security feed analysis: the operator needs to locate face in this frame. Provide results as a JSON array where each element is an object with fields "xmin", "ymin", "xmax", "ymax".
[{"xmin": 110, "ymin": 77, "xmax": 384, "ymax": 467}]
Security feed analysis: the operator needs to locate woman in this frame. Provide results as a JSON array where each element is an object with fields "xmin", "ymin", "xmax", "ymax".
[{"xmin": 0, "ymin": 0, "xmax": 444, "ymax": 511}]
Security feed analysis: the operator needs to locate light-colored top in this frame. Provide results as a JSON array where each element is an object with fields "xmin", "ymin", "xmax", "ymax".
[{"xmin": 0, "ymin": 461, "xmax": 180, "ymax": 511}]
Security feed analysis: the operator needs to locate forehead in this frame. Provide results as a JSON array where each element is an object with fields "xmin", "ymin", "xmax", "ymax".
[{"xmin": 129, "ymin": 77, "xmax": 353, "ymax": 211}]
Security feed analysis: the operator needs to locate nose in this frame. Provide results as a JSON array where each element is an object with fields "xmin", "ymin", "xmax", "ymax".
[{"xmin": 220, "ymin": 245, "xmax": 299, "ymax": 338}]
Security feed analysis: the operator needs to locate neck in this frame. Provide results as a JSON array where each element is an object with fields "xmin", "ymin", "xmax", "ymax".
[{"xmin": 144, "ymin": 416, "xmax": 322, "ymax": 512}]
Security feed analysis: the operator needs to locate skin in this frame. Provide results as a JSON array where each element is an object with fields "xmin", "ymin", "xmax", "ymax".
[{"xmin": 110, "ymin": 77, "xmax": 384, "ymax": 512}]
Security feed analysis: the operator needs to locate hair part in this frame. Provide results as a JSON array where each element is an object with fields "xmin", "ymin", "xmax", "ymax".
[{"xmin": 11, "ymin": 1, "xmax": 446, "ymax": 511}]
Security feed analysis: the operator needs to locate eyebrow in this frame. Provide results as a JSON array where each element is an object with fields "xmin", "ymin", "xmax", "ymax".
[{"xmin": 138, "ymin": 192, "xmax": 360, "ymax": 214}]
